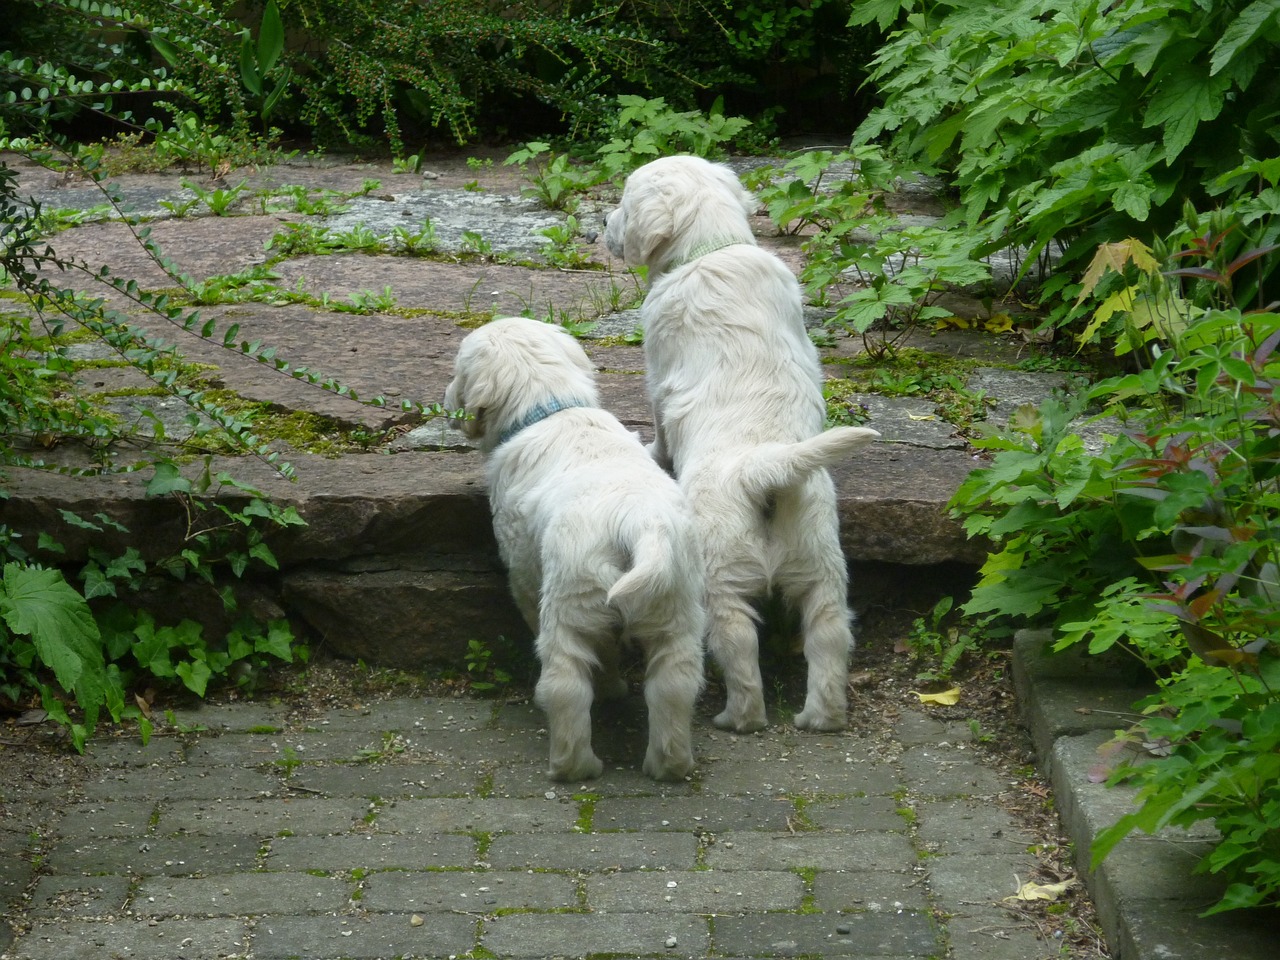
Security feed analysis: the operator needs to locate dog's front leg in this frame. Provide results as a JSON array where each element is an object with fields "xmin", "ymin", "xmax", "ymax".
[{"xmin": 535, "ymin": 646, "xmax": 604, "ymax": 781}]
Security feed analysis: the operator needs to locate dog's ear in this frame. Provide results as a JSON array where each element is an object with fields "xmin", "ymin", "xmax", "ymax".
[
  {"xmin": 620, "ymin": 182, "xmax": 673, "ymax": 269},
  {"xmin": 443, "ymin": 352, "xmax": 492, "ymax": 440}
]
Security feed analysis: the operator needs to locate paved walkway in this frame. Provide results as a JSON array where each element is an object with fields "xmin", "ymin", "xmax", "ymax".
[{"xmin": 2, "ymin": 691, "xmax": 1065, "ymax": 960}]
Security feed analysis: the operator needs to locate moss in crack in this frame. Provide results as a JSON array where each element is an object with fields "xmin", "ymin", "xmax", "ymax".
[
  {"xmin": 573, "ymin": 794, "xmax": 599, "ymax": 833},
  {"xmin": 792, "ymin": 866, "xmax": 821, "ymax": 914}
]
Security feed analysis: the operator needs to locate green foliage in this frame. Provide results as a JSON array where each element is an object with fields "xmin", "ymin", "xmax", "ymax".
[
  {"xmin": 853, "ymin": 0, "xmax": 1280, "ymax": 304},
  {"xmin": 949, "ymin": 221, "xmax": 1280, "ymax": 913},
  {"xmin": 756, "ymin": 148, "xmax": 990, "ymax": 357},
  {"xmin": 595, "ymin": 95, "xmax": 753, "ymax": 179},
  {"xmin": 903, "ymin": 596, "xmax": 980, "ymax": 684},
  {"xmin": 463, "ymin": 638, "xmax": 513, "ymax": 693},
  {"xmin": 2, "ymin": 476, "xmax": 306, "ymax": 752}
]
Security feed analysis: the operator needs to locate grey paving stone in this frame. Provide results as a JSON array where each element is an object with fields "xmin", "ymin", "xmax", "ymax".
[
  {"xmin": 6, "ymin": 918, "xmax": 250, "ymax": 960},
  {"xmin": 50, "ymin": 801, "xmax": 157, "ymax": 841},
  {"xmin": 482, "ymin": 912, "xmax": 709, "ymax": 958},
  {"xmin": 892, "ymin": 710, "xmax": 978, "ymax": 747},
  {"xmin": 310, "ymin": 698, "xmax": 495, "ymax": 733},
  {"xmin": 25, "ymin": 876, "xmax": 132, "ymax": 919},
  {"xmin": 924, "ymin": 852, "xmax": 1041, "ymax": 905},
  {"xmin": 157, "ymin": 797, "xmax": 371, "ymax": 837},
  {"xmin": 133, "ymin": 872, "xmax": 352, "ymax": 917},
  {"xmin": 166, "ymin": 702, "xmax": 291, "ymax": 734},
  {"xmin": 811, "ymin": 870, "xmax": 931, "ymax": 914},
  {"xmin": 702, "ymin": 757, "xmax": 900, "ymax": 798},
  {"xmin": 81, "ymin": 764, "xmax": 277, "ymax": 801},
  {"xmin": 181, "ymin": 733, "xmax": 302, "ymax": 767},
  {"xmin": 80, "ymin": 736, "xmax": 185, "ymax": 769},
  {"xmin": 588, "ymin": 869, "xmax": 803, "ymax": 913},
  {"xmin": 361, "ymin": 869, "xmax": 578, "ymax": 913},
  {"xmin": 488, "ymin": 760, "xmax": 699, "ymax": 797},
  {"xmin": 803, "ymin": 795, "xmax": 907, "ymax": 832},
  {"xmin": 712, "ymin": 910, "xmax": 939, "ymax": 957},
  {"xmin": 373, "ymin": 796, "xmax": 579, "ymax": 835},
  {"xmin": 44, "ymin": 835, "xmax": 262, "ymax": 877},
  {"xmin": 898, "ymin": 745, "xmax": 1010, "ymax": 798},
  {"xmin": 914, "ymin": 798, "xmax": 1039, "ymax": 855},
  {"xmin": 184, "ymin": 731, "xmax": 384, "ymax": 766},
  {"xmin": 486, "ymin": 832, "xmax": 698, "ymax": 871},
  {"xmin": 945, "ymin": 905, "xmax": 1065, "ymax": 960},
  {"xmin": 591, "ymin": 795, "xmax": 795, "ymax": 832},
  {"xmin": 266, "ymin": 833, "xmax": 476, "ymax": 872},
  {"xmin": 251, "ymin": 911, "xmax": 477, "ymax": 959},
  {"xmin": 285, "ymin": 762, "xmax": 477, "ymax": 798},
  {"xmin": 704, "ymin": 831, "xmax": 915, "ymax": 872}
]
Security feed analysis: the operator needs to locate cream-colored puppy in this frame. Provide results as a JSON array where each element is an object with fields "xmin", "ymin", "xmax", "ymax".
[
  {"xmin": 605, "ymin": 155, "xmax": 878, "ymax": 734},
  {"xmin": 444, "ymin": 316, "xmax": 706, "ymax": 781}
]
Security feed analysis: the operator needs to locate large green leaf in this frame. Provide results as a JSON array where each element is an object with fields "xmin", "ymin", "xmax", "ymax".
[
  {"xmin": 1209, "ymin": 0, "xmax": 1280, "ymax": 76},
  {"xmin": 1, "ymin": 563, "xmax": 101, "ymax": 694}
]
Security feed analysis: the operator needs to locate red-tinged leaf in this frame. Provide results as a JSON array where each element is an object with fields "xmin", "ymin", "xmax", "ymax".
[
  {"xmin": 1224, "ymin": 242, "xmax": 1280, "ymax": 277},
  {"xmin": 1163, "ymin": 266, "xmax": 1228, "ymax": 283},
  {"xmin": 1187, "ymin": 589, "xmax": 1221, "ymax": 621}
]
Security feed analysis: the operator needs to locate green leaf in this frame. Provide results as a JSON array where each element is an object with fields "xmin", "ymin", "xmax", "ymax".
[
  {"xmin": 258, "ymin": 0, "xmax": 285, "ymax": 77},
  {"xmin": 239, "ymin": 32, "xmax": 262, "ymax": 97},
  {"xmin": 146, "ymin": 461, "xmax": 191, "ymax": 497},
  {"xmin": 1143, "ymin": 68, "xmax": 1226, "ymax": 162},
  {"xmin": 1, "ymin": 563, "xmax": 101, "ymax": 695},
  {"xmin": 1209, "ymin": 1, "xmax": 1280, "ymax": 76}
]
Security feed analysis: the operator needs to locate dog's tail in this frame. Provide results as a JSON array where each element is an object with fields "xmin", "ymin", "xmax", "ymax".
[
  {"xmin": 737, "ymin": 426, "xmax": 880, "ymax": 500},
  {"xmin": 606, "ymin": 522, "xmax": 688, "ymax": 616}
]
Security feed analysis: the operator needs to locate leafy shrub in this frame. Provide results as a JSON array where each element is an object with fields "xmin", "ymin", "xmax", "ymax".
[
  {"xmin": 852, "ymin": 0, "xmax": 1280, "ymax": 312},
  {"xmin": 949, "ymin": 219, "xmax": 1280, "ymax": 913},
  {"xmin": 754, "ymin": 148, "xmax": 990, "ymax": 356}
]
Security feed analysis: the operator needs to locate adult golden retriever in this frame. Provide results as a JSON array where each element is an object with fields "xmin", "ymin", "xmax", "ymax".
[
  {"xmin": 444, "ymin": 316, "xmax": 705, "ymax": 780},
  {"xmin": 605, "ymin": 155, "xmax": 877, "ymax": 733}
]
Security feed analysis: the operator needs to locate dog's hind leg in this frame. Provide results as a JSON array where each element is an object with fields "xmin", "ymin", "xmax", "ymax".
[
  {"xmin": 640, "ymin": 635, "xmax": 703, "ymax": 780},
  {"xmin": 707, "ymin": 594, "xmax": 769, "ymax": 732},
  {"xmin": 535, "ymin": 640, "xmax": 604, "ymax": 781},
  {"xmin": 788, "ymin": 574, "xmax": 853, "ymax": 732}
]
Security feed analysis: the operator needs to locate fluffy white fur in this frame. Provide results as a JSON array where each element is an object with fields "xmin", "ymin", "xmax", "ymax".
[
  {"xmin": 604, "ymin": 155, "xmax": 879, "ymax": 734},
  {"xmin": 443, "ymin": 316, "xmax": 706, "ymax": 781}
]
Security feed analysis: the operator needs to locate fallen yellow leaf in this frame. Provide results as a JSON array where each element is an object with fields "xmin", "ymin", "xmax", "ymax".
[
  {"xmin": 907, "ymin": 413, "xmax": 937, "ymax": 421},
  {"xmin": 1004, "ymin": 878, "xmax": 1077, "ymax": 902},
  {"xmin": 914, "ymin": 686, "xmax": 960, "ymax": 706}
]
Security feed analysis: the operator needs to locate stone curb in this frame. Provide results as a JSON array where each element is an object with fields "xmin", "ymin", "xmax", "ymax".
[{"xmin": 1012, "ymin": 629, "xmax": 1274, "ymax": 960}]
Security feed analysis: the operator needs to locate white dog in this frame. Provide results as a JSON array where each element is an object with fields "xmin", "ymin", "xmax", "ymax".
[
  {"xmin": 443, "ymin": 316, "xmax": 706, "ymax": 781},
  {"xmin": 604, "ymin": 155, "xmax": 878, "ymax": 734}
]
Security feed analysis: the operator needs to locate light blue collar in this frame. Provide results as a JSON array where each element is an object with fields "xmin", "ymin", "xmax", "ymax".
[
  {"xmin": 674, "ymin": 237, "xmax": 751, "ymax": 269},
  {"xmin": 497, "ymin": 398, "xmax": 590, "ymax": 447}
]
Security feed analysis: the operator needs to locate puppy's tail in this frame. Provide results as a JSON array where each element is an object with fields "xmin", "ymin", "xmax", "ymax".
[
  {"xmin": 737, "ymin": 426, "xmax": 880, "ymax": 500},
  {"xmin": 606, "ymin": 523, "xmax": 687, "ymax": 617}
]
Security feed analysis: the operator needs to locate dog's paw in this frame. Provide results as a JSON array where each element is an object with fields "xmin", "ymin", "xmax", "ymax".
[
  {"xmin": 793, "ymin": 707, "xmax": 846, "ymax": 732},
  {"xmin": 549, "ymin": 753, "xmax": 604, "ymax": 782},
  {"xmin": 712, "ymin": 706, "xmax": 768, "ymax": 734},
  {"xmin": 643, "ymin": 749, "xmax": 694, "ymax": 782}
]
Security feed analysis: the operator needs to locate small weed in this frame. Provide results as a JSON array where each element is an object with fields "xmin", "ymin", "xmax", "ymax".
[
  {"xmin": 460, "ymin": 230, "xmax": 494, "ymax": 257},
  {"xmin": 274, "ymin": 745, "xmax": 301, "ymax": 777},
  {"xmin": 465, "ymin": 638, "xmax": 513, "ymax": 692},
  {"xmin": 182, "ymin": 177, "xmax": 250, "ymax": 216},
  {"xmin": 343, "ymin": 286, "xmax": 399, "ymax": 313},
  {"xmin": 903, "ymin": 597, "xmax": 980, "ymax": 684}
]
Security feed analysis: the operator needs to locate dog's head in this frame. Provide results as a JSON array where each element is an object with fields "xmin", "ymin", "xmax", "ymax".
[
  {"xmin": 604, "ymin": 155, "xmax": 756, "ymax": 279},
  {"xmin": 443, "ymin": 316, "xmax": 599, "ymax": 451}
]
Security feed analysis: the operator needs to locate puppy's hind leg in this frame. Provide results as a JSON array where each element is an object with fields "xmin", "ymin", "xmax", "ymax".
[
  {"xmin": 640, "ymin": 634, "xmax": 703, "ymax": 781},
  {"xmin": 789, "ymin": 575, "xmax": 853, "ymax": 732},
  {"xmin": 534, "ymin": 640, "xmax": 605, "ymax": 782},
  {"xmin": 707, "ymin": 594, "xmax": 769, "ymax": 733}
]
